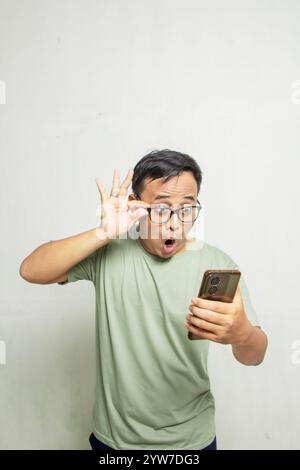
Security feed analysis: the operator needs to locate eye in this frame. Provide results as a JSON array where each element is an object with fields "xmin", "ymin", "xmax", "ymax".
[
  {"xmin": 154, "ymin": 206, "xmax": 169, "ymax": 214},
  {"xmin": 180, "ymin": 206, "xmax": 192, "ymax": 214}
]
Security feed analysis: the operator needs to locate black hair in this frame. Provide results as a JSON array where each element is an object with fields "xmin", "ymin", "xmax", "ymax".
[{"xmin": 132, "ymin": 149, "xmax": 202, "ymax": 198}]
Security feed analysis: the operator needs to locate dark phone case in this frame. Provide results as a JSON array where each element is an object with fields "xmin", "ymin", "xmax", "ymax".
[{"xmin": 188, "ymin": 269, "xmax": 241, "ymax": 340}]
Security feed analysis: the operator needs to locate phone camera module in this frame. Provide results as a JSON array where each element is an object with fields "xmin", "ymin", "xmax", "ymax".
[
  {"xmin": 210, "ymin": 277, "xmax": 220, "ymax": 285},
  {"xmin": 208, "ymin": 286, "xmax": 218, "ymax": 294}
]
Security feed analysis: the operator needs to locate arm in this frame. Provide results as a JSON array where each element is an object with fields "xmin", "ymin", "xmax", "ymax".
[
  {"xmin": 186, "ymin": 286, "xmax": 268, "ymax": 366},
  {"xmin": 19, "ymin": 168, "xmax": 150, "ymax": 285},
  {"xmin": 19, "ymin": 227, "xmax": 110, "ymax": 284},
  {"xmin": 231, "ymin": 324, "xmax": 268, "ymax": 366}
]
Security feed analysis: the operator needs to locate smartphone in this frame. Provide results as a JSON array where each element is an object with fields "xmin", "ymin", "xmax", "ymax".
[{"xmin": 188, "ymin": 269, "xmax": 241, "ymax": 340}]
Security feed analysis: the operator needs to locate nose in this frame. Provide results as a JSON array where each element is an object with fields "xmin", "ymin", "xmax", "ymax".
[{"xmin": 166, "ymin": 210, "xmax": 181, "ymax": 232}]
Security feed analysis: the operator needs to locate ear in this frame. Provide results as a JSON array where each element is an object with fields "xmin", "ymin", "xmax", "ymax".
[{"xmin": 128, "ymin": 193, "xmax": 136, "ymax": 201}]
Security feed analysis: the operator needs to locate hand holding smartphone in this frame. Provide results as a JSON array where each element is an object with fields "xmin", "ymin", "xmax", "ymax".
[{"xmin": 188, "ymin": 269, "xmax": 241, "ymax": 340}]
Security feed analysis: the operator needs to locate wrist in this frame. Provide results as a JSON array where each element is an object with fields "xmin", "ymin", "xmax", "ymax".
[
  {"xmin": 94, "ymin": 227, "xmax": 111, "ymax": 246},
  {"xmin": 232, "ymin": 320, "xmax": 253, "ymax": 347}
]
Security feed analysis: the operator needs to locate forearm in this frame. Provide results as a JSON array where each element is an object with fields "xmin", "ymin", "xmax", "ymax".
[
  {"xmin": 231, "ymin": 325, "xmax": 268, "ymax": 366},
  {"xmin": 19, "ymin": 227, "xmax": 110, "ymax": 284}
]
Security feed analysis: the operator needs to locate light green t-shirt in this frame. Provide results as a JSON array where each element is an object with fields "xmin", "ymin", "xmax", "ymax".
[{"xmin": 63, "ymin": 236, "xmax": 260, "ymax": 450}]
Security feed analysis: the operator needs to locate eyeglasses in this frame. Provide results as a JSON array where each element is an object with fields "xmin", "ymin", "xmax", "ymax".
[{"xmin": 136, "ymin": 197, "xmax": 202, "ymax": 224}]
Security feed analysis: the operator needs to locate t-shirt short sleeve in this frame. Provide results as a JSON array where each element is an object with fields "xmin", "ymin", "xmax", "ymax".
[
  {"xmin": 58, "ymin": 247, "xmax": 103, "ymax": 285},
  {"xmin": 236, "ymin": 272, "xmax": 260, "ymax": 327}
]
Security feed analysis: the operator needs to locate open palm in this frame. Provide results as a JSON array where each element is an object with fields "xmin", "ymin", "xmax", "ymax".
[{"xmin": 95, "ymin": 169, "xmax": 150, "ymax": 239}]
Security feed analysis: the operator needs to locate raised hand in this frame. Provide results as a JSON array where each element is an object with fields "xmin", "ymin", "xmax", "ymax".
[{"xmin": 95, "ymin": 169, "xmax": 150, "ymax": 239}]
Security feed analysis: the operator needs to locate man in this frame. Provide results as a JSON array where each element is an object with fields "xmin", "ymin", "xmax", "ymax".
[{"xmin": 19, "ymin": 149, "xmax": 268, "ymax": 450}]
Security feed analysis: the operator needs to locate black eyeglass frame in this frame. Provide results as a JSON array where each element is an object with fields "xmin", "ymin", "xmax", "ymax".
[{"xmin": 134, "ymin": 196, "xmax": 202, "ymax": 224}]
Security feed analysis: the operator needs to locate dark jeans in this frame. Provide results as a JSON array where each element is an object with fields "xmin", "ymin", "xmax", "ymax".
[{"xmin": 89, "ymin": 432, "xmax": 217, "ymax": 451}]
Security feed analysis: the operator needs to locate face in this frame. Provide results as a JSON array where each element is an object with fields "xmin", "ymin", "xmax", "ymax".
[{"xmin": 129, "ymin": 171, "xmax": 199, "ymax": 259}]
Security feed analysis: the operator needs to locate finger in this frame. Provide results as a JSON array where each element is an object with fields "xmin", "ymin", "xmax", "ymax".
[
  {"xmin": 119, "ymin": 168, "xmax": 134, "ymax": 197},
  {"xmin": 110, "ymin": 168, "xmax": 120, "ymax": 196},
  {"xmin": 188, "ymin": 305, "xmax": 226, "ymax": 326},
  {"xmin": 185, "ymin": 322, "xmax": 217, "ymax": 341},
  {"xmin": 95, "ymin": 177, "xmax": 108, "ymax": 203},
  {"xmin": 130, "ymin": 207, "xmax": 149, "ymax": 223},
  {"xmin": 128, "ymin": 200, "xmax": 151, "ymax": 210},
  {"xmin": 191, "ymin": 296, "xmax": 233, "ymax": 315},
  {"xmin": 186, "ymin": 313, "xmax": 222, "ymax": 334}
]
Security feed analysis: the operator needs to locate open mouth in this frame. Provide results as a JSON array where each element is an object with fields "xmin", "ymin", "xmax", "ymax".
[
  {"xmin": 163, "ymin": 238, "xmax": 176, "ymax": 253},
  {"xmin": 164, "ymin": 238, "xmax": 175, "ymax": 245}
]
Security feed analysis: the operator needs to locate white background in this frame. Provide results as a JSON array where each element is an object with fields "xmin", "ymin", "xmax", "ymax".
[{"xmin": 0, "ymin": 0, "xmax": 300, "ymax": 449}]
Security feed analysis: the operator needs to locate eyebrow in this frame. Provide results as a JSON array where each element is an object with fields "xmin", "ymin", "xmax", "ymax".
[{"xmin": 153, "ymin": 194, "xmax": 196, "ymax": 203}]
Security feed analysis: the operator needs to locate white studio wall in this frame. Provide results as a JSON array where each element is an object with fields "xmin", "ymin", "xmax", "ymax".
[{"xmin": 0, "ymin": 0, "xmax": 299, "ymax": 449}]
